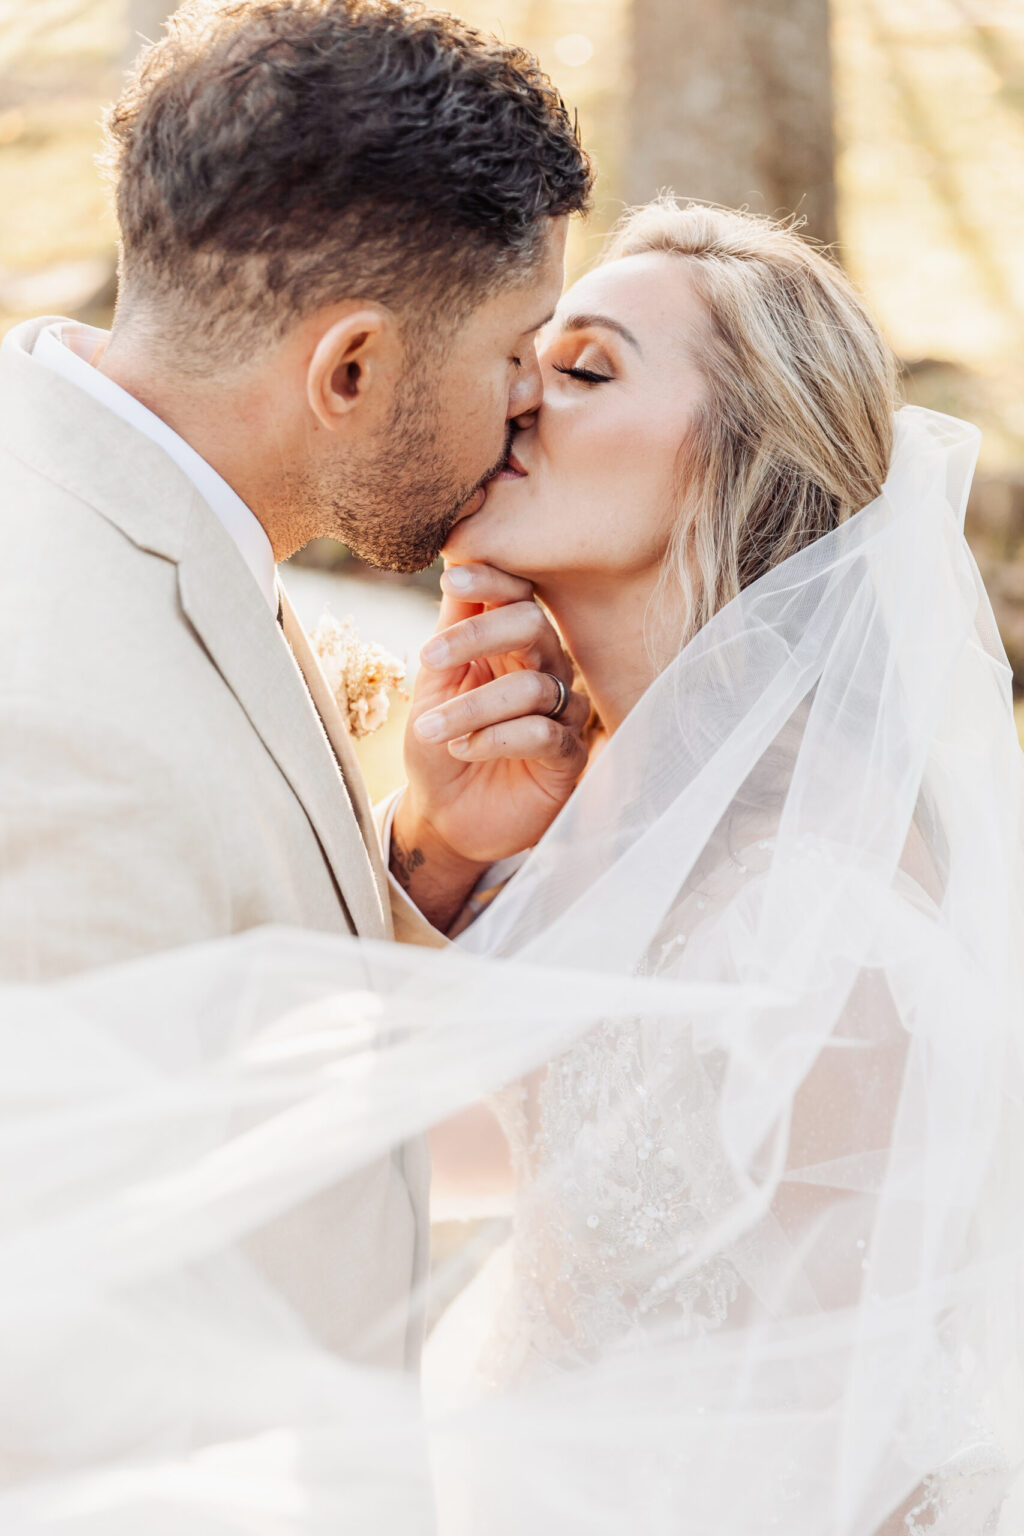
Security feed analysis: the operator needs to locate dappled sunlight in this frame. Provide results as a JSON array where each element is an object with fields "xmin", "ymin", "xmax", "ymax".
[
  {"xmin": 3, "ymin": 0, "xmax": 1023, "ymax": 686},
  {"xmin": 3, "ymin": 2, "xmax": 1022, "ymax": 415}
]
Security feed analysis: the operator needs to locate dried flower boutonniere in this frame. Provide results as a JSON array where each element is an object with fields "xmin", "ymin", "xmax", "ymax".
[{"xmin": 309, "ymin": 610, "xmax": 407, "ymax": 738}]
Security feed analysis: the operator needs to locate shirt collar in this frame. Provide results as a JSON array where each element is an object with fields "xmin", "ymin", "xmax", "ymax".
[{"xmin": 33, "ymin": 321, "xmax": 279, "ymax": 614}]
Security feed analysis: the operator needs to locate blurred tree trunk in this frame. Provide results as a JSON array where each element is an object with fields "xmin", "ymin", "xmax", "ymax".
[{"xmin": 626, "ymin": 0, "xmax": 837, "ymax": 245}]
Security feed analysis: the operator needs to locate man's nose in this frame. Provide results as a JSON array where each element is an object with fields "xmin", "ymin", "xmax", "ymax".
[{"xmin": 508, "ymin": 348, "xmax": 543, "ymax": 423}]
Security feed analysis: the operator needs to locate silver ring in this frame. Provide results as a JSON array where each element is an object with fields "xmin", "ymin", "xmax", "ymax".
[{"xmin": 542, "ymin": 672, "xmax": 571, "ymax": 721}]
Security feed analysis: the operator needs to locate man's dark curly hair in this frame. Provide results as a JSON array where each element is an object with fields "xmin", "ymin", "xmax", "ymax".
[{"xmin": 103, "ymin": 0, "xmax": 593, "ymax": 363}]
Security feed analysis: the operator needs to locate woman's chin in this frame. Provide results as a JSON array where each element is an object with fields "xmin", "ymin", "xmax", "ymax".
[
  {"xmin": 443, "ymin": 483, "xmax": 549, "ymax": 575},
  {"xmin": 444, "ymin": 516, "xmax": 515, "ymax": 570}
]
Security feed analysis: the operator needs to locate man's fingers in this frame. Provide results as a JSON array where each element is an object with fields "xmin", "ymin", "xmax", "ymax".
[
  {"xmin": 420, "ymin": 600, "xmax": 566, "ymax": 677},
  {"xmin": 413, "ymin": 671, "xmax": 588, "ymax": 745},
  {"xmin": 446, "ymin": 715, "xmax": 588, "ymax": 772},
  {"xmin": 441, "ymin": 563, "xmax": 534, "ymax": 608}
]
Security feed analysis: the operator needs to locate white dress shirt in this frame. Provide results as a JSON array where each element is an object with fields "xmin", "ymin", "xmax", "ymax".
[{"xmin": 33, "ymin": 321, "xmax": 279, "ymax": 613}]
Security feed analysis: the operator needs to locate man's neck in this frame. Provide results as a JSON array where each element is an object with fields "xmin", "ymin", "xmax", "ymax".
[{"xmin": 97, "ymin": 333, "xmax": 298, "ymax": 560}]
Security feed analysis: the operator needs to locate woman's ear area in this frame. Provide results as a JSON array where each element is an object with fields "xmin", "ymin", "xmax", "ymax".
[{"xmin": 305, "ymin": 305, "xmax": 399, "ymax": 431}]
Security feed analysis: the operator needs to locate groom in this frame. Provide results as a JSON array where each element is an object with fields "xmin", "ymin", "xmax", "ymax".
[{"xmin": 0, "ymin": 0, "xmax": 591, "ymax": 1365}]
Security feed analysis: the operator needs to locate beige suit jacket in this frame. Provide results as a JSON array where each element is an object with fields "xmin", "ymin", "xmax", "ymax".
[{"xmin": 0, "ymin": 316, "xmax": 436, "ymax": 1368}]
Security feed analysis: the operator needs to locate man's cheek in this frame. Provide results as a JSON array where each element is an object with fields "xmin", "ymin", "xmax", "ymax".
[{"xmin": 461, "ymin": 392, "xmax": 504, "ymax": 463}]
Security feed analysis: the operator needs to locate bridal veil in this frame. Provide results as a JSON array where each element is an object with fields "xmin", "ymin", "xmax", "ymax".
[{"xmin": 3, "ymin": 406, "xmax": 1022, "ymax": 1533}]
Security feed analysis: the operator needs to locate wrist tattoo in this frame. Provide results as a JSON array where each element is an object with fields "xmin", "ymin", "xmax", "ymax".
[{"xmin": 391, "ymin": 834, "xmax": 426, "ymax": 893}]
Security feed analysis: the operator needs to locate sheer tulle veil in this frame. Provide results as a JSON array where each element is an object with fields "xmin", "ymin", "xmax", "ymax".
[{"xmin": 3, "ymin": 406, "xmax": 1022, "ymax": 1534}]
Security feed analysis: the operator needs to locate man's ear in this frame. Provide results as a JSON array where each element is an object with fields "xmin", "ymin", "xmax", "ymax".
[{"xmin": 306, "ymin": 307, "xmax": 397, "ymax": 432}]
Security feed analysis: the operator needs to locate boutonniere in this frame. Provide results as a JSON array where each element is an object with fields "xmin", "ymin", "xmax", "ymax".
[{"xmin": 309, "ymin": 609, "xmax": 407, "ymax": 738}]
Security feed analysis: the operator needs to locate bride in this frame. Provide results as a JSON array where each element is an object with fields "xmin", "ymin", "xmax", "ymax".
[
  {"xmin": 407, "ymin": 200, "xmax": 1024, "ymax": 1531},
  {"xmin": 3, "ymin": 200, "xmax": 1022, "ymax": 1536}
]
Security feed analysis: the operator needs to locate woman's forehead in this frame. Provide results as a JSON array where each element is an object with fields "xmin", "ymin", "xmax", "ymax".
[{"xmin": 553, "ymin": 251, "xmax": 704, "ymax": 348}]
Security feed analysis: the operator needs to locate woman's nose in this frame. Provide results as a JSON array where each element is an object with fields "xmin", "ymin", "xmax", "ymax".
[{"xmin": 508, "ymin": 348, "xmax": 543, "ymax": 422}]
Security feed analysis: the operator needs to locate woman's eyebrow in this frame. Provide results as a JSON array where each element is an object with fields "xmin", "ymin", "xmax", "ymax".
[{"xmin": 559, "ymin": 312, "xmax": 643, "ymax": 355}]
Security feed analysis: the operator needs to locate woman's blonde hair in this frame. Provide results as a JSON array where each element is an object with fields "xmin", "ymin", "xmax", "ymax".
[{"xmin": 604, "ymin": 199, "xmax": 900, "ymax": 645}]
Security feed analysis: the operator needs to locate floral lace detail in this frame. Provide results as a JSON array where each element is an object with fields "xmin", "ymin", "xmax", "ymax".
[
  {"xmin": 478, "ymin": 841, "xmax": 776, "ymax": 1387},
  {"xmin": 455, "ymin": 833, "xmax": 1012, "ymax": 1532}
]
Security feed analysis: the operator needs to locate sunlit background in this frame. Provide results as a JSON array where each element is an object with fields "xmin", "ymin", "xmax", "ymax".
[{"xmin": 3, "ymin": 0, "xmax": 1023, "ymax": 784}]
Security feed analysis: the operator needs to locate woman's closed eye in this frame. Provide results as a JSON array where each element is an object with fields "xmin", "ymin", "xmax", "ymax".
[{"xmin": 552, "ymin": 362, "xmax": 613, "ymax": 385}]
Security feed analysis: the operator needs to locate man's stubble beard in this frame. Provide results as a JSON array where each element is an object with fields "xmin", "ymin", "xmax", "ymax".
[{"xmin": 315, "ymin": 375, "xmax": 513, "ymax": 574}]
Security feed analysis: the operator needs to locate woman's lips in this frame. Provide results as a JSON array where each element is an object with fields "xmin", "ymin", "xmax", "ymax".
[
  {"xmin": 487, "ymin": 449, "xmax": 528, "ymax": 484},
  {"xmin": 453, "ymin": 452, "xmax": 527, "ymax": 527}
]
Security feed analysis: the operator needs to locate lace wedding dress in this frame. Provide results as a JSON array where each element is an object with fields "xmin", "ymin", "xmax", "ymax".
[{"xmin": 458, "ymin": 840, "xmax": 776, "ymax": 1391}]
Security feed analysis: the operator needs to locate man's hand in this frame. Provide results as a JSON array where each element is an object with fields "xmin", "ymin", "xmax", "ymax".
[{"xmin": 391, "ymin": 563, "xmax": 589, "ymax": 932}]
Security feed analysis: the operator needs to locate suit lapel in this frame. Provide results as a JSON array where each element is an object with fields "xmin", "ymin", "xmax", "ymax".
[
  {"xmin": 176, "ymin": 501, "xmax": 389, "ymax": 940},
  {"xmin": 278, "ymin": 588, "xmax": 392, "ymax": 909},
  {"xmin": 1, "ymin": 317, "xmax": 390, "ymax": 942}
]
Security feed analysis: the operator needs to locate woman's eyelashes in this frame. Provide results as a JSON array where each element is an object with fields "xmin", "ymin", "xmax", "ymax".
[{"xmin": 551, "ymin": 361, "xmax": 613, "ymax": 385}]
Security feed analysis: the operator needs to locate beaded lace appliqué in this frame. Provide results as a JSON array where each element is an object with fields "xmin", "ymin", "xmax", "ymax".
[{"xmin": 478, "ymin": 846, "xmax": 772, "ymax": 1385}]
